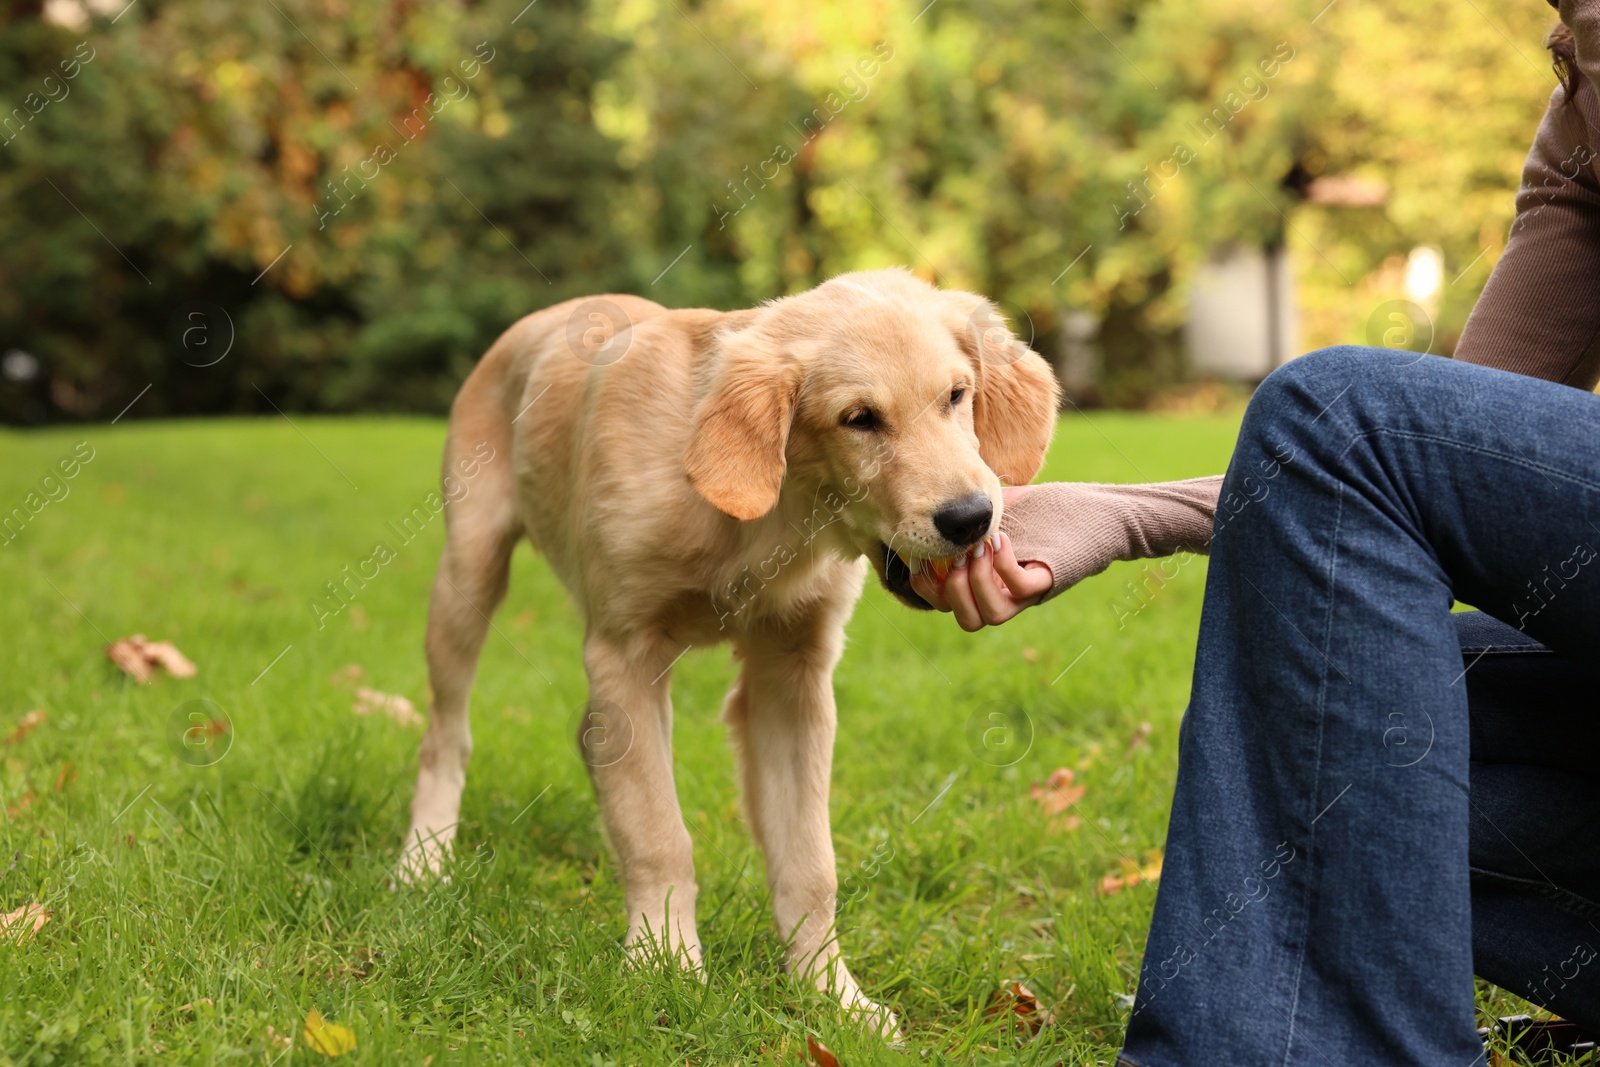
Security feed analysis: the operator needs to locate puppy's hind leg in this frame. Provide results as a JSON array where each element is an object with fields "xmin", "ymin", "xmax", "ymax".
[{"xmin": 399, "ymin": 428, "xmax": 520, "ymax": 882}]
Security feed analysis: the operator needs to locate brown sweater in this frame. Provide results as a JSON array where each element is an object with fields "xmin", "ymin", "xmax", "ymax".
[
  {"xmin": 1455, "ymin": 0, "xmax": 1600, "ymax": 387},
  {"xmin": 1005, "ymin": 9, "xmax": 1600, "ymax": 598}
]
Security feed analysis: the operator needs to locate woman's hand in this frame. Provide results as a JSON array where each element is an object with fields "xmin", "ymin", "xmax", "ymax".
[{"xmin": 910, "ymin": 487, "xmax": 1054, "ymax": 630}]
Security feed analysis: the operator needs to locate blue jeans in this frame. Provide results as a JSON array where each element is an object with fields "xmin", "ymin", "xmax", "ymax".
[{"xmin": 1120, "ymin": 347, "xmax": 1600, "ymax": 1066}]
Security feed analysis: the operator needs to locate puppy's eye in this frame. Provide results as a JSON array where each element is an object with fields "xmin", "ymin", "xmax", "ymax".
[
  {"xmin": 950, "ymin": 386, "xmax": 967, "ymax": 406},
  {"xmin": 841, "ymin": 408, "xmax": 881, "ymax": 431}
]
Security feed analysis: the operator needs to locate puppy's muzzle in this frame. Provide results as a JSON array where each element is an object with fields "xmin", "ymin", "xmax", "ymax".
[
  {"xmin": 874, "ymin": 542, "xmax": 934, "ymax": 610},
  {"xmin": 931, "ymin": 492, "xmax": 993, "ymax": 548}
]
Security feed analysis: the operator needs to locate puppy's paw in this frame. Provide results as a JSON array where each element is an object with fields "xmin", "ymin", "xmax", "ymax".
[
  {"xmin": 392, "ymin": 840, "xmax": 450, "ymax": 889},
  {"xmin": 623, "ymin": 931, "xmax": 705, "ymax": 975},
  {"xmin": 840, "ymin": 988, "xmax": 902, "ymax": 1042}
]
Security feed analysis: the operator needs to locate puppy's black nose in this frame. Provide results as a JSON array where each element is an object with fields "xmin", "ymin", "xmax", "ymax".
[{"xmin": 932, "ymin": 492, "xmax": 994, "ymax": 548}]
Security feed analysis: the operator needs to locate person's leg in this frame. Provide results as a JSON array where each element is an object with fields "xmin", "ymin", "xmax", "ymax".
[
  {"xmin": 1457, "ymin": 611, "xmax": 1600, "ymax": 1029},
  {"xmin": 1120, "ymin": 346, "xmax": 1600, "ymax": 1066}
]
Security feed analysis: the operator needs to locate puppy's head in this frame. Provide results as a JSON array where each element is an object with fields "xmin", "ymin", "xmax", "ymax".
[{"xmin": 684, "ymin": 269, "xmax": 1060, "ymax": 609}]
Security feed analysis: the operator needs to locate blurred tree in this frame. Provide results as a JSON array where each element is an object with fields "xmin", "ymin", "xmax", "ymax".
[
  {"xmin": 0, "ymin": 0, "xmax": 633, "ymax": 421},
  {"xmin": 1286, "ymin": 0, "xmax": 1561, "ymax": 356},
  {"xmin": 0, "ymin": 0, "xmax": 1566, "ymax": 421},
  {"xmin": 605, "ymin": 0, "xmax": 1329, "ymax": 402}
]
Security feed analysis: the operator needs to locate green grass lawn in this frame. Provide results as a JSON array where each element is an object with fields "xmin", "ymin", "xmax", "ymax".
[{"xmin": 0, "ymin": 412, "xmax": 1543, "ymax": 1065}]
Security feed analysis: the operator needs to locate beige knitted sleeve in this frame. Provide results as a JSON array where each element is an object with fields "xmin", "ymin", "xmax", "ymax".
[{"xmin": 999, "ymin": 476, "xmax": 1224, "ymax": 600}]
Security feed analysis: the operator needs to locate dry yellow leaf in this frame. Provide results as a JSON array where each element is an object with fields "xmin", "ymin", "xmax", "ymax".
[
  {"xmin": 143, "ymin": 640, "xmax": 197, "ymax": 678},
  {"xmin": 1099, "ymin": 851, "xmax": 1165, "ymax": 896},
  {"xmin": 0, "ymin": 902, "xmax": 51, "ymax": 942},
  {"xmin": 302, "ymin": 1009, "xmax": 357, "ymax": 1056},
  {"xmin": 106, "ymin": 635, "xmax": 197, "ymax": 684}
]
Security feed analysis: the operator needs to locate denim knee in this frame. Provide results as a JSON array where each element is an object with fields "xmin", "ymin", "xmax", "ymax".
[
  {"xmin": 1253, "ymin": 344, "xmax": 1388, "ymax": 417},
  {"xmin": 1235, "ymin": 345, "xmax": 1419, "ymax": 463}
]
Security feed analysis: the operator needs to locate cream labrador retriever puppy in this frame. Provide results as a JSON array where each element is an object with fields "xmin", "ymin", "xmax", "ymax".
[{"xmin": 400, "ymin": 268, "xmax": 1058, "ymax": 1030}]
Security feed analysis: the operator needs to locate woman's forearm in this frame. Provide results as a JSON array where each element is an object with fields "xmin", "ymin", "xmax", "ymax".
[{"xmin": 999, "ymin": 476, "xmax": 1223, "ymax": 599}]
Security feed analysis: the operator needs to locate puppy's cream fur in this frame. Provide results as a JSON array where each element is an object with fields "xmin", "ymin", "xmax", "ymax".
[{"xmin": 400, "ymin": 268, "xmax": 1059, "ymax": 1030}]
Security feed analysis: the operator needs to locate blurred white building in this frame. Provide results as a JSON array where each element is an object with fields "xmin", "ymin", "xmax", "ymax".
[{"xmin": 1184, "ymin": 244, "xmax": 1299, "ymax": 379}]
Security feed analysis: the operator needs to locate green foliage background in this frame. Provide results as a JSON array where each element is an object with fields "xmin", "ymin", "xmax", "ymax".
[{"xmin": 0, "ymin": 0, "xmax": 1566, "ymax": 422}]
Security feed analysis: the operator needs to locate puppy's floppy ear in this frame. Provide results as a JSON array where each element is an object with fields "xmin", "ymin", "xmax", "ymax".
[
  {"xmin": 943, "ymin": 291, "xmax": 1061, "ymax": 485},
  {"xmin": 683, "ymin": 321, "xmax": 801, "ymax": 521}
]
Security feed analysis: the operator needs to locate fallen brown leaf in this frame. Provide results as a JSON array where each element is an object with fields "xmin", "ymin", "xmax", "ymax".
[
  {"xmin": 1020, "ymin": 647, "xmax": 1038, "ymax": 663},
  {"xmin": 353, "ymin": 688, "xmax": 423, "ymax": 729},
  {"xmin": 1030, "ymin": 768, "xmax": 1084, "ymax": 815},
  {"xmin": 4, "ymin": 709, "xmax": 46, "ymax": 746},
  {"xmin": 328, "ymin": 664, "xmax": 365, "ymax": 688},
  {"xmin": 106, "ymin": 635, "xmax": 196, "ymax": 684},
  {"xmin": 985, "ymin": 980, "xmax": 1056, "ymax": 1038},
  {"xmin": 0, "ymin": 902, "xmax": 51, "ymax": 941},
  {"xmin": 144, "ymin": 640, "xmax": 196, "ymax": 678},
  {"xmin": 1127, "ymin": 721, "xmax": 1153, "ymax": 752},
  {"xmin": 107, "ymin": 638, "xmax": 152, "ymax": 683},
  {"xmin": 54, "ymin": 762, "xmax": 76, "ymax": 793},
  {"xmin": 805, "ymin": 1035, "xmax": 841, "ymax": 1067},
  {"xmin": 1099, "ymin": 851, "xmax": 1165, "ymax": 896},
  {"xmin": 1029, "ymin": 767, "xmax": 1085, "ymax": 832},
  {"xmin": 6, "ymin": 790, "xmax": 37, "ymax": 818}
]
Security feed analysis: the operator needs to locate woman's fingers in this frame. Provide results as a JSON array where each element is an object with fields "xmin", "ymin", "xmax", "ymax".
[
  {"xmin": 943, "ymin": 552, "xmax": 985, "ymax": 630},
  {"xmin": 993, "ymin": 532, "xmax": 1053, "ymax": 601},
  {"xmin": 909, "ymin": 566, "xmax": 951, "ymax": 611},
  {"xmin": 969, "ymin": 538, "xmax": 1018, "ymax": 625},
  {"xmin": 907, "ymin": 534, "xmax": 1046, "ymax": 627}
]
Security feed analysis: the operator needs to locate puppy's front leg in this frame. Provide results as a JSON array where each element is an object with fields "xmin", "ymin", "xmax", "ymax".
[
  {"xmin": 582, "ymin": 634, "xmax": 703, "ymax": 969},
  {"xmin": 728, "ymin": 632, "xmax": 899, "ymax": 1036}
]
